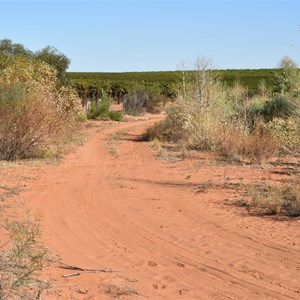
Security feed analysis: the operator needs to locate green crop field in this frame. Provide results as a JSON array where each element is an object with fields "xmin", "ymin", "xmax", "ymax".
[{"xmin": 67, "ymin": 68, "xmax": 278, "ymax": 98}]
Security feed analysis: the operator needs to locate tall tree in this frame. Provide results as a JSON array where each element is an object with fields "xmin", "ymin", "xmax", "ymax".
[
  {"xmin": 0, "ymin": 38, "xmax": 32, "ymax": 57},
  {"xmin": 34, "ymin": 46, "xmax": 70, "ymax": 81}
]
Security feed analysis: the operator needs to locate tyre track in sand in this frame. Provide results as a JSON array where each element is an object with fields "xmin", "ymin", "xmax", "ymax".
[{"xmin": 25, "ymin": 117, "xmax": 300, "ymax": 299}]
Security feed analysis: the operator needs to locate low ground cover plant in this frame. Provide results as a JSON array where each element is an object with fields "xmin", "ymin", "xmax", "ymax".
[{"xmin": 0, "ymin": 213, "xmax": 48, "ymax": 299}]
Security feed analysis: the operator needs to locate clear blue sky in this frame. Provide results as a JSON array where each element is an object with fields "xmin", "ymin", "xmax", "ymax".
[{"xmin": 1, "ymin": 0, "xmax": 300, "ymax": 72}]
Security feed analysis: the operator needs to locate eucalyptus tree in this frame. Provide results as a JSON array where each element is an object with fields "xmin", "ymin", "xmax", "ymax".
[{"xmin": 34, "ymin": 46, "xmax": 70, "ymax": 82}]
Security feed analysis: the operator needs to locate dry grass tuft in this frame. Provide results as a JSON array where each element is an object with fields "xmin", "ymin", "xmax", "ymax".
[{"xmin": 246, "ymin": 181, "xmax": 300, "ymax": 216}]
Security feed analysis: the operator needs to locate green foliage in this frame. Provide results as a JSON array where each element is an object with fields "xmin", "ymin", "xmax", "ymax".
[
  {"xmin": 147, "ymin": 58, "xmax": 234, "ymax": 151},
  {"xmin": 86, "ymin": 94, "xmax": 123, "ymax": 121},
  {"xmin": 145, "ymin": 109, "xmax": 182, "ymax": 142},
  {"xmin": 76, "ymin": 111, "xmax": 87, "ymax": 122},
  {"xmin": 108, "ymin": 110, "xmax": 123, "ymax": 121},
  {"xmin": 262, "ymin": 94, "xmax": 297, "ymax": 121},
  {"xmin": 0, "ymin": 82, "xmax": 27, "ymax": 115},
  {"xmin": 268, "ymin": 117, "xmax": 300, "ymax": 155},
  {"xmin": 34, "ymin": 46, "xmax": 70, "ymax": 82},
  {"xmin": 0, "ymin": 39, "xmax": 70, "ymax": 83},
  {"xmin": 0, "ymin": 39, "xmax": 32, "ymax": 58},
  {"xmin": 87, "ymin": 98, "xmax": 110, "ymax": 119},
  {"xmin": 67, "ymin": 68, "xmax": 278, "ymax": 98}
]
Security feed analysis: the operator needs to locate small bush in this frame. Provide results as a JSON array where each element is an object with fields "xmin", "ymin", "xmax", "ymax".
[
  {"xmin": 0, "ymin": 83, "xmax": 68, "ymax": 160},
  {"xmin": 76, "ymin": 111, "xmax": 87, "ymax": 122},
  {"xmin": 87, "ymin": 98, "xmax": 110, "ymax": 120},
  {"xmin": 214, "ymin": 124, "xmax": 249, "ymax": 162},
  {"xmin": 108, "ymin": 110, "xmax": 123, "ymax": 121},
  {"xmin": 262, "ymin": 94, "xmax": 296, "ymax": 122},
  {"xmin": 247, "ymin": 182, "xmax": 300, "ymax": 216},
  {"xmin": 244, "ymin": 124, "xmax": 278, "ymax": 164},
  {"xmin": 0, "ymin": 214, "xmax": 47, "ymax": 298},
  {"xmin": 268, "ymin": 117, "xmax": 300, "ymax": 155},
  {"xmin": 87, "ymin": 97, "xmax": 123, "ymax": 121}
]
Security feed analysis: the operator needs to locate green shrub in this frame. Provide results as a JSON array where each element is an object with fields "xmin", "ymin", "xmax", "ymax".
[
  {"xmin": 262, "ymin": 94, "xmax": 296, "ymax": 122},
  {"xmin": 108, "ymin": 110, "xmax": 123, "ymax": 121},
  {"xmin": 87, "ymin": 98, "xmax": 110, "ymax": 119},
  {"xmin": 87, "ymin": 97, "xmax": 123, "ymax": 121}
]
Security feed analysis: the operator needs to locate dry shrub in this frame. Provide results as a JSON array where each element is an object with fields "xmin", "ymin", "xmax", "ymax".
[
  {"xmin": 216, "ymin": 123, "xmax": 278, "ymax": 163},
  {"xmin": 245, "ymin": 125, "xmax": 278, "ymax": 164},
  {"xmin": 214, "ymin": 124, "xmax": 248, "ymax": 162},
  {"xmin": 0, "ymin": 57, "xmax": 82, "ymax": 160},
  {"xmin": 146, "ymin": 58, "xmax": 235, "ymax": 151},
  {"xmin": 0, "ymin": 84, "xmax": 68, "ymax": 160},
  {"xmin": 268, "ymin": 117, "xmax": 300, "ymax": 155},
  {"xmin": 247, "ymin": 181, "xmax": 300, "ymax": 216}
]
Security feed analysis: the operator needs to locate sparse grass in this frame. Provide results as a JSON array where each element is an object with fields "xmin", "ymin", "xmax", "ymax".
[
  {"xmin": 0, "ymin": 185, "xmax": 21, "ymax": 202},
  {"xmin": 149, "ymin": 138, "xmax": 162, "ymax": 152},
  {"xmin": 108, "ymin": 130, "xmax": 128, "ymax": 156},
  {"xmin": 246, "ymin": 181, "xmax": 300, "ymax": 216},
  {"xmin": 0, "ymin": 212, "xmax": 48, "ymax": 299},
  {"xmin": 104, "ymin": 284, "xmax": 143, "ymax": 299}
]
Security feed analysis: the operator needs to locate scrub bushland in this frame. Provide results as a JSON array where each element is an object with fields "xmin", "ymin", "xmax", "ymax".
[{"xmin": 0, "ymin": 57, "xmax": 83, "ymax": 160}]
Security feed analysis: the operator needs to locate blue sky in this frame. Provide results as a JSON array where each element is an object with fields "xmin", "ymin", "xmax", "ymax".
[{"xmin": 1, "ymin": 0, "xmax": 300, "ymax": 72}]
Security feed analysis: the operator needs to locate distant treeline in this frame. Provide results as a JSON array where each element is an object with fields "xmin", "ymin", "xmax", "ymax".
[{"xmin": 67, "ymin": 69, "xmax": 278, "ymax": 100}]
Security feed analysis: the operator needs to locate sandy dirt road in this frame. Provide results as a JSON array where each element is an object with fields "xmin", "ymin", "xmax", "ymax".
[{"xmin": 6, "ymin": 116, "xmax": 300, "ymax": 299}]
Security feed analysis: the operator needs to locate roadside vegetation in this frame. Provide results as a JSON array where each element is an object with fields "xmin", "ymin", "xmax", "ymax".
[
  {"xmin": 0, "ymin": 213, "xmax": 48, "ymax": 299},
  {"xmin": 1, "ymin": 37, "xmax": 299, "ymax": 300},
  {"xmin": 245, "ymin": 181, "xmax": 300, "ymax": 216},
  {"xmin": 0, "ymin": 39, "xmax": 81, "ymax": 297},
  {"xmin": 145, "ymin": 55, "xmax": 300, "ymax": 216},
  {"xmin": 146, "ymin": 56, "xmax": 300, "ymax": 161},
  {"xmin": 87, "ymin": 95, "xmax": 123, "ymax": 121},
  {"xmin": 0, "ymin": 39, "xmax": 83, "ymax": 161}
]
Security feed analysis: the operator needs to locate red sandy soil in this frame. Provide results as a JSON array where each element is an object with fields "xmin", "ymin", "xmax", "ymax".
[{"xmin": 1, "ymin": 114, "xmax": 300, "ymax": 299}]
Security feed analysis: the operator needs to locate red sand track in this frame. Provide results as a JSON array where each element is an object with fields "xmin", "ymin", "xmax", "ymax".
[{"xmin": 6, "ymin": 117, "xmax": 300, "ymax": 299}]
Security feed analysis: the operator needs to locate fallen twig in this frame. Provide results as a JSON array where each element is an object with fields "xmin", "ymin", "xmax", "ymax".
[
  {"xmin": 0, "ymin": 239, "xmax": 10, "ymax": 249},
  {"xmin": 59, "ymin": 265, "xmax": 84, "ymax": 271},
  {"xmin": 59, "ymin": 264, "xmax": 119, "ymax": 273},
  {"xmin": 76, "ymin": 288, "xmax": 88, "ymax": 294},
  {"xmin": 62, "ymin": 273, "xmax": 80, "ymax": 278}
]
